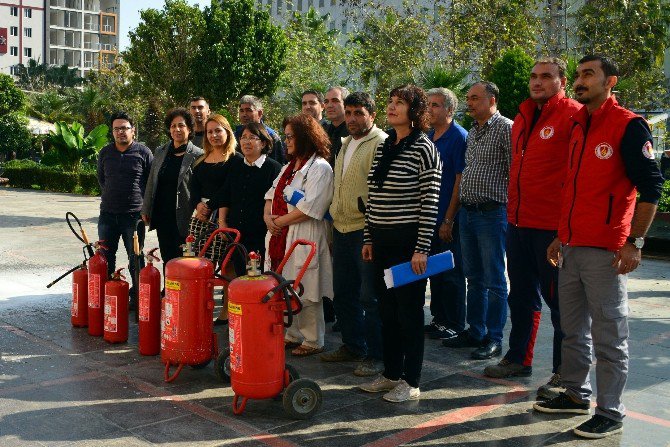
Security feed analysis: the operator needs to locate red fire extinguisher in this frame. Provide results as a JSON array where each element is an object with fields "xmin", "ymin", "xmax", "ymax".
[
  {"xmin": 219, "ymin": 239, "xmax": 323, "ymax": 419},
  {"xmin": 161, "ymin": 228, "xmax": 240, "ymax": 382},
  {"xmin": 88, "ymin": 241, "xmax": 108, "ymax": 337},
  {"xmin": 104, "ymin": 268, "xmax": 129, "ymax": 344},
  {"xmin": 139, "ymin": 248, "xmax": 161, "ymax": 356},
  {"xmin": 71, "ymin": 263, "xmax": 89, "ymax": 327}
]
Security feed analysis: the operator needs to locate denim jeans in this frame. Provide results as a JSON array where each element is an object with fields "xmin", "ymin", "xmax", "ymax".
[
  {"xmin": 98, "ymin": 211, "xmax": 145, "ymax": 298},
  {"xmin": 332, "ymin": 228, "xmax": 382, "ymax": 359},
  {"xmin": 459, "ymin": 205, "xmax": 508, "ymax": 344},
  {"xmin": 429, "ymin": 217, "xmax": 466, "ymax": 331}
]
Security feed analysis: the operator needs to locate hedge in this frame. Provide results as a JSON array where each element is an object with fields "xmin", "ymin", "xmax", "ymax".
[{"xmin": 2, "ymin": 159, "xmax": 100, "ymax": 195}]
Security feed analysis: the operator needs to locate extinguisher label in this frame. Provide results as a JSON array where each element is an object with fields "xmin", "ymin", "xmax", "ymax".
[
  {"xmin": 228, "ymin": 302, "xmax": 242, "ymax": 315},
  {"xmin": 165, "ymin": 280, "xmax": 181, "ymax": 291},
  {"xmin": 72, "ymin": 284, "xmax": 78, "ymax": 317},
  {"xmin": 162, "ymin": 289, "xmax": 180, "ymax": 343},
  {"xmin": 104, "ymin": 295, "xmax": 117, "ymax": 333},
  {"xmin": 88, "ymin": 274, "xmax": 101, "ymax": 308},
  {"xmin": 139, "ymin": 283, "xmax": 151, "ymax": 322},
  {"xmin": 229, "ymin": 312, "xmax": 243, "ymax": 373}
]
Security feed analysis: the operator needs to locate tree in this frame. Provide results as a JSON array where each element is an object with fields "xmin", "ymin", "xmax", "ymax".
[
  {"xmin": 46, "ymin": 122, "xmax": 109, "ymax": 172},
  {"xmin": 124, "ymin": 0, "xmax": 205, "ymax": 106},
  {"xmin": 194, "ymin": 0, "xmax": 288, "ymax": 110},
  {"xmin": 14, "ymin": 59, "xmax": 83, "ymax": 91},
  {"xmin": 27, "ymin": 89, "xmax": 72, "ymax": 123},
  {"xmin": 0, "ymin": 114, "xmax": 32, "ymax": 160},
  {"xmin": 415, "ymin": 64, "xmax": 469, "ymax": 97},
  {"xmin": 0, "ymin": 73, "xmax": 25, "ymax": 115},
  {"xmin": 488, "ymin": 48, "xmax": 535, "ymax": 120}
]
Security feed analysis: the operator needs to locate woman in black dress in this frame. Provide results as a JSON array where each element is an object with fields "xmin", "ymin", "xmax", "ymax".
[{"xmin": 215, "ymin": 122, "xmax": 282, "ymax": 275}]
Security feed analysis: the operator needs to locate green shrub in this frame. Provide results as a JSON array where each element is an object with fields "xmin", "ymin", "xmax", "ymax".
[
  {"xmin": 45, "ymin": 121, "xmax": 108, "ymax": 172},
  {"xmin": 2, "ymin": 160, "xmax": 99, "ymax": 195},
  {"xmin": 658, "ymin": 180, "xmax": 670, "ymax": 213},
  {"xmin": 40, "ymin": 148, "xmax": 61, "ymax": 166}
]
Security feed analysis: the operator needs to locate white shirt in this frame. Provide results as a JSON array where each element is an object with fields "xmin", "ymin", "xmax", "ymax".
[
  {"xmin": 342, "ymin": 137, "xmax": 364, "ymax": 176},
  {"xmin": 244, "ymin": 154, "xmax": 267, "ymax": 168}
]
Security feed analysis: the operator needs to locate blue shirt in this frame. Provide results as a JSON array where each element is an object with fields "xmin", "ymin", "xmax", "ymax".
[{"xmin": 428, "ymin": 121, "xmax": 467, "ymax": 223}]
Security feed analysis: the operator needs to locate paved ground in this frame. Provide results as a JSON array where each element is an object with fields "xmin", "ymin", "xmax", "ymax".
[{"xmin": 1, "ymin": 187, "xmax": 669, "ymax": 447}]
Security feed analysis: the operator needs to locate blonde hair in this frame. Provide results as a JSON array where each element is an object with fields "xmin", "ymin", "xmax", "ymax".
[{"xmin": 197, "ymin": 114, "xmax": 237, "ymax": 165}]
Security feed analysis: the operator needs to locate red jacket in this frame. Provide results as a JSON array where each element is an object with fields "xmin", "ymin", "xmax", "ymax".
[
  {"xmin": 508, "ymin": 92, "xmax": 582, "ymax": 230},
  {"xmin": 558, "ymin": 96, "xmax": 639, "ymax": 251}
]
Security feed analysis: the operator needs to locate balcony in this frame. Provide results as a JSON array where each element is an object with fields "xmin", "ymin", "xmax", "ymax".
[{"xmin": 50, "ymin": 0, "xmax": 82, "ymax": 9}]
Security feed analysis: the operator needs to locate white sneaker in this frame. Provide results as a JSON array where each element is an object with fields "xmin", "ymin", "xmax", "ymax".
[
  {"xmin": 382, "ymin": 380, "xmax": 420, "ymax": 402},
  {"xmin": 359, "ymin": 375, "xmax": 399, "ymax": 393}
]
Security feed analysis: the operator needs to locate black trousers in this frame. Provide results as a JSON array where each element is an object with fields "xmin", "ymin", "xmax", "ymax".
[
  {"xmin": 156, "ymin": 222, "xmax": 185, "ymax": 278},
  {"xmin": 371, "ymin": 226, "xmax": 427, "ymax": 388}
]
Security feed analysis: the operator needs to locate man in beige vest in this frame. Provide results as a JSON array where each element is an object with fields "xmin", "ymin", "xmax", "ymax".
[{"xmin": 320, "ymin": 92, "xmax": 388, "ymax": 377}]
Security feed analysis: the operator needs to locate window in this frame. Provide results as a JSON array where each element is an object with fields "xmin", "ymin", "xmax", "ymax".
[
  {"xmin": 25, "ymin": 8, "xmax": 32, "ymax": 18},
  {"xmin": 24, "ymin": 47, "xmax": 32, "ymax": 58},
  {"xmin": 297, "ymin": 0, "xmax": 303, "ymax": 10},
  {"xmin": 277, "ymin": 0, "xmax": 282, "ymax": 13},
  {"xmin": 331, "ymin": 0, "xmax": 336, "ymax": 4},
  {"xmin": 10, "ymin": 65, "xmax": 17, "ymax": 75},
  {"xmin": 24, "ymin": 28, "xmax": 32, "ymax": 38},
  {"xmin": 10, "ymin": 6, "xmax": 18, "ymax": 16},
  {"xmin": 319, "ymin": 0, "xmax": 324, "ymax": 6},
  {"xmin": 341, "ymin": 19, "xmax": 347, "ymax": 33},
  {"xmin": 10, "ymin": 46, "xmax": 18, "ymax": 56},
  {"xmin": 10, "ymin": 27, "xmax": 18, "ymax": 36}
]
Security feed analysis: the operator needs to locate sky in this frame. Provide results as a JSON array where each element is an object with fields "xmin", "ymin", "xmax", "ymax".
[{"xmin": 119, "ymin": 0, "xmax": 203, "ymax": 51}]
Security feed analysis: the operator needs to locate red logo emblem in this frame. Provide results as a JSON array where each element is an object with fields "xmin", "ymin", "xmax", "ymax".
[{"xmin": 594, "ymin": 143, "xmax": 614, "ymax": 160}]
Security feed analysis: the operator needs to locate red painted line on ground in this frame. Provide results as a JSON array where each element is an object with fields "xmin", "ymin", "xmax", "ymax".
[
  {"xmin": 627, "ymin": 410, "xmax": 670, "ymax": 429},
  {"xmin": 0, "ymin": 371, "xmax": 103, "ymax": 397},
  {"xmin": 0, "ymin": 321, "xmax": 299, "ymax": 447}
]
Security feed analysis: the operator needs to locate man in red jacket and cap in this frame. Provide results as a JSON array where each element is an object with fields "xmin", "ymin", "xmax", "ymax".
[
  {"xmin": 484, "ymin": 58, "xmax": 581, "ymax": 402},
  {"xmin": 533, "ymin": 55, "xmax": 664, "ymax": 439}
]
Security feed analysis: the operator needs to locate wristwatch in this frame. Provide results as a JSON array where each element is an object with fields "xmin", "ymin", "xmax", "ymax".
[{"xmin": 626, "ymin": 236, "xmax": 644, "ymax": 249}]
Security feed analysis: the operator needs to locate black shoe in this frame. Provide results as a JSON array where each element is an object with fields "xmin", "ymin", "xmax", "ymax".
[
  {"xmin": 424, "ymin": 320, "xmax": 439, "ymax": 335},
  {"xmin": 533, "ymin": 392, "xmax": 590, "ymax": 415},
  {"xmin": 574, "ymin": 414, "xmax": 623, "ymax": 438},
  {"xmin": 331, "ymin": 320, "xmax": 341, "ymax": 332},
  {"xmin": 214, "ymin": 318, "xmax": 228, "ymax": 326},
  {"xmin": 428, "ymin": 324, "xmax": 459, "ymax": 340},
  {"xmin": 471, "ymin": 340, "xmax": 502, "ymax": 360},
  {"xmin": 483, "ymin": 358, "xmax": 532, "ymax": 378},
  {"xmin": 441, "ymin": 330, "xmax": 481, "ymax": 348}
]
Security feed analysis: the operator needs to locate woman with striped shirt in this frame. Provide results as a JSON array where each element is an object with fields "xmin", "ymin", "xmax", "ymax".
[{"xmin": 359, "ymin": 85, "xmax": 442, "ymax": 403}]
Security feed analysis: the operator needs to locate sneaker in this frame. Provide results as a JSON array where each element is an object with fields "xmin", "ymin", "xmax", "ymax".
[
  {"xmin": 441, "ymin": 330, "xmax": 481, "ymax": 348},
  {"xmin": 320, "ymin": 345, "xmax": 365, "ymax": 362},
  {"xmin": 533, "ymin": 392, "xmax": 590, "ymax": 415},
  {"xmin": 359, "ymin": 375, "xmax": 399, "ymax": 393},
  {"xmin": 424, "ymin": 320, "xmax": 439, "ymax": 335},
  {"xmin": 353, "ymin": 358, "xmax": 384, "ymax": 377},
  {"xmin": 484, "ymin": 358, "xmax": 532, "ymax": 378},
  {"xmin": 537, "ymin": 373, "xmax": 565, "ymax": 400},
  {"xmin": 428, "ymin": 324, "xmax": 459, "ymax": 340},
  {"xmin": 574, "ymin": 414, "xmax": 623, "ymax": 439},
  {"xmin": 382, "ymin": 380, "xmax": 420, "ymax": 402}
]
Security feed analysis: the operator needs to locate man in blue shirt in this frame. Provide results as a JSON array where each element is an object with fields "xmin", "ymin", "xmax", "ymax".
[
  {"xmin": 97, "ymin": 111, "xmax": 153, "ymax": 306},
  {"xmin": 235, "ymin": 95, "xmax": 285, "ymax": 164},
  {"xmin": 424, "ymin": 88, "xmax": 468, "ymax": 342}
]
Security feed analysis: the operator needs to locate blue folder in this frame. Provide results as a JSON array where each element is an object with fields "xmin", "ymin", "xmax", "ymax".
[
  {"xmin": 383, "ymin": 250, "xmax": 455, "ymax": 288},
  {"xmin": 284, "ymin": 185, "xmax": 333, "ymax": 221}
]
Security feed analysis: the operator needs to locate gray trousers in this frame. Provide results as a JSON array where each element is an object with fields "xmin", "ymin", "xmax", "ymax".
[{"xmin": 559, "ymin": 245, "xmax": 629, "ymax": 422}]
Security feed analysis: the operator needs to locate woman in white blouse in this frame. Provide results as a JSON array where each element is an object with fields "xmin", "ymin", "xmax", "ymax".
[{"xmin": 264, "ymin": 113, "xmax": 334, "ymax": 357}]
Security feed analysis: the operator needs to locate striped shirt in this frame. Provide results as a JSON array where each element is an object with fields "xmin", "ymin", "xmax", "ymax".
[
  {"xmin": 459, "ymin": 111, "xmax": 513, "ymax": 204},
  {"xmin": 363, "ymin": 132, "xmax": 442, "ymax": 254}
]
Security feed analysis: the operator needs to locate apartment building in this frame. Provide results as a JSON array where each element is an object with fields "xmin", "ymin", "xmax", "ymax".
[{"xmin": 0, "ymin": 0, "xmax": 119, "ymax": 77}]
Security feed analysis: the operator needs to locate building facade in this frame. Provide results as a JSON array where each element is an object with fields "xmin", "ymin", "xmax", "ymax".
[{"xmin": 0, "ymin": 0, "xmax": 119, "ymax": 77}]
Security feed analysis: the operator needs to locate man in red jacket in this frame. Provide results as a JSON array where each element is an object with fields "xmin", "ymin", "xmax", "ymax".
[
  {"xmin": 484, "ymin": 58, "xmax": 581, "ymax": 401},
  {"xmin": 534, "ymin": 55, "xmax": 664, "ymax": 439}
]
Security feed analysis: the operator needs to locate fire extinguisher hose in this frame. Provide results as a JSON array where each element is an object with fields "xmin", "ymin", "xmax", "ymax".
[{"xmin": 66, "ymin": 212, "xmax": 94, "ymax": 258}]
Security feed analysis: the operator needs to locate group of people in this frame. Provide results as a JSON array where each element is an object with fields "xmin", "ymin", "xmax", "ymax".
[{"xmin": 96, "ymin": 54, "xmax": 664, "ymax": 439}]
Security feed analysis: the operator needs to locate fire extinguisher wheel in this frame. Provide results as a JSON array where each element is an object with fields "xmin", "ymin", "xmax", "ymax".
[
  {"xmin": 214, "ymin": 350, "xmax": 231, "ymax": 383},
  {"xmin": 282, "ymin": 378, "xmax": 322, "ymax": 419}
]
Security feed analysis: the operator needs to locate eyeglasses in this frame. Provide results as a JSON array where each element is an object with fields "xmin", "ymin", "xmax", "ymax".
[
  {"xmin": 284, "ymin": 134, "xmax": 295, "ymax": 142},
  {"xmin": 113, "ymin": 126, "xmax": 132, "ymax": 132},
  {"xmin": 240, "ymin": 136, "xmax": 261, "ymax": 142}
]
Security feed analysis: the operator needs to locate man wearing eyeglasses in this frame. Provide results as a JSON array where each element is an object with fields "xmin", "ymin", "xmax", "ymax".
[{"xmin": 97, "ymin": 111, "xmax": 153, "ymax": 308}]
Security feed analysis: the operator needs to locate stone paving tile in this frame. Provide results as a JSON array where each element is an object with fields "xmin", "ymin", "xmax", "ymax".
[{"xmin": 127, "ymin": 413, "xmax": 249, "ymax": 446}]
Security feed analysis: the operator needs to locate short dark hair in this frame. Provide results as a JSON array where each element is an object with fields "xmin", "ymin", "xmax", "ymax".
[
  {"xmin": 301, "ymin": 89, "xmax": 324, "ymax": 104},
  {"xmin": 344, "ymin": 91, "xmax": 376, "ymax": 115},
  {"xmin": 578, "ymin": 54, "xmax": 619, "ymax": 77},
  {"xmin": 389, "ymin": 84, "xmax": 430, "ymax": 131},
  {"xmin": 282, "ymin": 113, "xmax": 331, "ymax": 161},
  {"xmin": 110, "ymin": 111, "xmax": 134, "ymax": 128},
  {"xmin": 189, "ymin": 96, "xmax": 209, "ymax": 105},
  {"xmin": 534, "ymin": 57, "xmax": 567, "ymax": 78},
  {"xmin": 473, "ymin": 81, "xmax": 500, "ymax": 102},
  {"xmin": 241, "ymin": 122, "xmax": 273, "ymax": 155},
  {"xmin": 164, "ymin": 108, "xmax": 195, "ymax": 141}
]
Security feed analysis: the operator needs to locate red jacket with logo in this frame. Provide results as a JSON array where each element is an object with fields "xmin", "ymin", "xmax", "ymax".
[
  {"xmin": 558, "ymin": 96, "xmax": 640, "ymax": 251},
  {"xmin": 508, "ymin": 92, "xmax": 582, "ymax": 230}
]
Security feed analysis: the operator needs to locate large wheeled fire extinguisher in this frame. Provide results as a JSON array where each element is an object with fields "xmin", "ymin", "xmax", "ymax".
[
  {"xmin": 88, "ymin": 241, "xmax": 108, "ymax": 337},
  {"xmin": 161, "ymin": 228, "xmax": 241, "ymax": 382},
  {"xmin": 104, "ymin": 268, "xmax": 129, "ymax": 344},
  {"xmin": 138, "ymin": 248, "xmax": 161, "ymax": 356},
  {"xmin": 217, "ymin": 239, "xmax": 323, "ymax": 419},
  {"xmin": 47, "ymin": 212, "xmax": 96, "ymax": 328}
]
